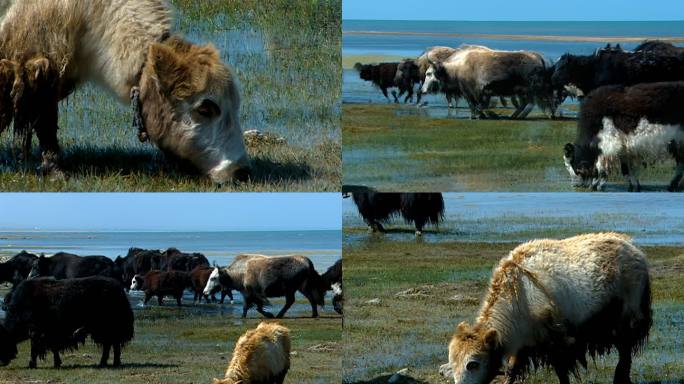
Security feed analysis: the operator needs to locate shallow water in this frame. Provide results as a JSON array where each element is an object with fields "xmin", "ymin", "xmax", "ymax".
[{"xmin": 343, "ymin": 193, "xmax": 684, "ymax": 245}]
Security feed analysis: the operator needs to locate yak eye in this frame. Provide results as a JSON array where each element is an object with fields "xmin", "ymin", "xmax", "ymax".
[
  {"xmin": 194, "ymin": 99, "xmax": 220, "ymax": 119},
  {"xmin": 466, "ymin": 361, "xmax": 480, "ymax": 371}
]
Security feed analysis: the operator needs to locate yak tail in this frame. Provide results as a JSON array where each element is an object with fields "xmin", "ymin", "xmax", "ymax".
[
  {"xmin": 400, "ymin": 193, "xmax": 445, "ymax": 226},
  {"xmin": 632, "ymin": 276, "xmax": 652, "ymax": 355}
]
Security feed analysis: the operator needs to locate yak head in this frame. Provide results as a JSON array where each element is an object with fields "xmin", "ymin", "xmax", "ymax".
[
  {"xmin": 564, "ymin": 142, "xmax": 599, "ymax": 188},
  {"xmin": 130, "ymin": 275, "xmax": 144, "ymax": 291},
  {"xmin": 448, "ymin": 322, "xmax": 503, "ymax": 384},
  {"xmin": 139, "ymin": 36, "xmax": 249, "ymax": 184},
  {"xmin": 203, "ymin": 267, "xmax": 223, "ymax": 296},
  {"xmin": 394, "ymin": 59, "xmax": 420, "ymax": 87},
  {"xmin": 26, "ymin": 255, "xmax": 50, "ymax": 279},
  {"xmin": 551, "ymin": 53, "xmax": 595, "ymax": 98},
  {"xmin": 421, "ymin": 63, "xmax": 447, "ymax": 94},
  {"xmin": 0, "ymin": 324, "xmax": 18, "ymax": 367},
  {"xmin": 354, "ymin": 63, "xmax": 374, "ymax": 82}
]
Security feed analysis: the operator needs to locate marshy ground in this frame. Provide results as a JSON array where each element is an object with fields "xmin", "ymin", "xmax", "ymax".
[
  {"xmin": 0, "ymin": 287, "xmax": 342, "ymax": 384},
  {"xmin": 0, "ymin": 0, "xmax": 341, "ymax": 191},
  {"xmin": 342, "ymin": 104, "xmax": 679, "ymax": 192},
  {"xmin": 342, "ymin": 194, "xmax": 684, "ymax": 383}
]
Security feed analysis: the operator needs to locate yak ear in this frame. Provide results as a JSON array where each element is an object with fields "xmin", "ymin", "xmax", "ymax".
[
  {"xmin": 147, "ymin": 42, "xmax": 189, "ymax": 99},
  {"xmin": 563, "ymin": 143, "xmax": 574, "ymax": 159},
  {"xmin": 483, "ymin": 328, "xmax": 499, "ymax": 348},
  {"xmin": 456, "ymin": 321, "xmax": 469, "ymax": 334}
]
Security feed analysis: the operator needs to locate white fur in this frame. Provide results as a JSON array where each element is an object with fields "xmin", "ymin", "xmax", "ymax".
[
  {"xmin": 203, "ymin": 267, "xmax": 220, "ymax": 295},
  {"xmin": 130, "ymin": 276, "xmax": 140, "ymax": 291},
  {"xmin": 331, "ymin": 282, "xmax": 342, "ymax": 296}
]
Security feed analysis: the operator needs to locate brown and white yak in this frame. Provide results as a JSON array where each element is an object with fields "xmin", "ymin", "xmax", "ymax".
[
  {"xmin": 445, "ymin": 233, "xmax": 651, "ymax": 384},
  {"xmin": 421, "ymin": 46, "xmax": 558, "ymax": 119},
  {"xmin": 0, "ymin": 0, "xmax": 249, "ymax": 183},
  {"xmin": 213, "ymin": 322, "xmax": 291, "ymax": 384}
]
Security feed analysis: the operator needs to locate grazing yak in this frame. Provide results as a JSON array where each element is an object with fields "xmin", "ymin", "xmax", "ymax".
[
  {"xmin": 354, "ymin": 62, "xmax": 414, "ymax": 103},
  {"xmin": 446, "ymin": 233, "xmax": 651, "ymax": 384},
  {"xmin": 0, "ymin": 251, "xmax": 37, "ymax": 285},
  {"xmin": 28, "ymin": 252, "xmax": 123, "ymax": 283},
  {"xmin": 351, "ymin": 192, "xmax": 444, "ymax": 236},
  {"xmin": 130, "ymin": 270, "xmax": 192, "ymax": 307},
  {"xmin": 322, "ymin": 259, "xmax": 343, "ymax": 315},
  {"xmin": 422, "ymin": 46, "xmax": 555, "ymax": 119},
  {"xmin": 189, "ymin": 265, "xmax": 233, "ymax": 304},
  {"xmin": 0, "ymin": 276, "xmax": 134, "ymax": 368},
  {"xmin": 552, "ymin": 43, "xmax": 684, "ymax": 99},
  {"xmin": 213, "ymin": 322, "xmax": 291, "ymax": 384},
  {"xmin": 0, "ymin": 0, "xmax": 249, "ymax": 182},
  {"xmin": 203, "ymin": 254, "xmax": 328, "ymax": 318},
  {"xmin": 563, "ymin": 81, "xmax": 684, "ymax": 191},
  {"xmin": 115, "ymin": 247, "xmax": 164, "ymax": 290}
]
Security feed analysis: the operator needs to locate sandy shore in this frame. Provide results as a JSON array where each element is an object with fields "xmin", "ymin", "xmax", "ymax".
[{"xmin": 344, "ymin": 30, "xmax": 684, "ymax": 43}]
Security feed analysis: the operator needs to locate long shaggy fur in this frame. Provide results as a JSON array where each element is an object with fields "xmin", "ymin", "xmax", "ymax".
[
  {"xmin": 351, "ymin": 192, "xmax": 444, "ymax": 233},
  {"xmin": 448, "ymin": 233, "xmax": 652, "ymax": 384},
  {"xmin": 214, "ymin": 322, "xmax": 291, "ymax": 384}
]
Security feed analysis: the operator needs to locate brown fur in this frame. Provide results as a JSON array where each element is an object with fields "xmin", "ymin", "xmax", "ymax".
[{"xmin": 214, "ymin": 322, "xmax": 291, "ymax": 384}]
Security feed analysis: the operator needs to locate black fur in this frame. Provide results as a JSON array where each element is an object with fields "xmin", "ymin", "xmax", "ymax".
[
  {"xmin": 354, "ymin": 62, "xmax": 414, "ymax": 103},
  {"xmin": 0, "ymin": 251, "xmax": 38, "ymax": 285},
  {"xmin": 29, "ymin": 252, "xmax": 123, "ymax": 284},
  {"xmin": 0, "ymin": 276, "xmax": 134, "ymax": 368},
  {"xmin": 114, "ymin": 247, "xmax": 164, "ymax": 290},
  {"xmin": 351, "ymin": 192, "xmax": 444, "ymax": 233}
]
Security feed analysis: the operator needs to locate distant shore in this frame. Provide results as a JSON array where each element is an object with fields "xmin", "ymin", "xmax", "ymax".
[{"xmin": 344, "ymin": 30, "xmax": 684, "ymax": 43}]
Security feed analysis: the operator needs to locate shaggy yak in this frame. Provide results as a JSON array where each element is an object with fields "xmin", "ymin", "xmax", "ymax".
[
  {"xmin": 130, "ymin": 270, "xmax": 192, "ymax": 306},
  {"xmin": 563, "ymin": 81, "xmax": 684, "ymax": 192},
  {"xmin": 551, "ymin": 43, "xmax": 684, "ymax": 99},
  {"xmin": 213, "ymin": 322, "xmax": 291, "ymax": 384},
  {"xmin": 114, "ymin": 247, "xmax": 164, "ymax": 290},
  {"xmin": 445, "ymin": 233, "xmax": 651, "ymax": 384},
  {"xmin": 0, "ymin": 0, "xmax": 249, "ymax": 183},
  {"xmin": 203, "ymin": 254, "xmax": 328, "ymax": 318},
  {"xmin": 322, "ymin": 259, "xmax": 343, "ymax": 315},
  {"xmin": 28, "ymin": 252, "xmax": 123, "ymax": 284},
  {"xmin": 354, "ymin": 62, "xmax": 414, "ymax": 103},
  {"xmin": 421, "ymin": 46, "xmax": 556, "ymax": 119},
  {"xmin": 0, "ymin": 276, "xmax": 134, "ymax": 368},
  {"xmin": 0, "ymin": 251, "xmax": 38, "ymax": 285},
  {"xmin": 189, "ymin": 265, "xmax": 233, "ymax": 304},
  {"xmin": 351, "ymin": 192, "xmax": 444, "ymax": 236}
]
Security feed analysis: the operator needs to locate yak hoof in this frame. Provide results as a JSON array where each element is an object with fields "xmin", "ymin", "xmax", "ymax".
[
  {"xmin": 415, "ymin": 230, "xmax": 423, "ymax": 237},
  {"xmin": 263, "ymin": 312, "xmax": 275, "ymax": 319},
  {"xmin": 28, "ymin": 360, "xmax": 36, "ymax": 369}
]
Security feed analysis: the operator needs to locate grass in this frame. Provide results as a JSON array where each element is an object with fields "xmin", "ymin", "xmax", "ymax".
[
  {"xmin": 0, "ymin": 0, "xmax": 341, "ymax": 191},
  {"xmin": 342, "ymin": 104, "xmax": 680, "ymax": 192},
  {"xmin": 342, "ymin": 238, "xmax": 684, "ymax": 384},
  {"xmin": 0, "ymin": 293, "xmax": 342, "ymax": 384}
]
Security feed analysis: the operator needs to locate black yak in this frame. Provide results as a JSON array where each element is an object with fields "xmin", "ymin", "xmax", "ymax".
[
  {"xmin": 354, "ymin": 62, "xmax": 414, "ymax": 103},
  {"xmin": 322, "ymin": 259, "xmax": 343, "ymax": 315},
  {"xmin": 0, "ymin": 276, "xmax": 134, "ymax": 368},
  {"xmin": 161, "ymin": 248, "xmax": 210, "ymax": 272},
  {"xmin": 28, "ymin": 252, "xmax": 123, "ymax": 283},
  {"xmin": 351, "ymin": 192, "xmax": 444, "ymax": 236},
  {"xmin": 203, "ymin": 254, "xmax": 328, "ymax": 319},
  {"xmin": 130, "ymin": 270, "xmax": 193, "ymax": 307},
  {"xmin": 563, "ymin": 81, "xmax": 684, "ymax": 192},
  {"xmin": 0, "ymin": 251, "xmax": 38, "ymax": 285},
  {"xmin": 114, "ymin": 247, "xmax": 164, "ymax": 289},
  {"xmin": 551, "ymin": 43, "xmax": 684, "ymax": 99}
]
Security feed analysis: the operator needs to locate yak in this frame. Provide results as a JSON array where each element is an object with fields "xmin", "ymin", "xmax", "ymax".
[
  {"xmin": 551, "ymin": 43, "xmax": 684, "ymax": 99},
  {"xmin": 114, "ymin": 247, "xmax": 164, "ymax": 290},
  {"xmin": 446, "ymin": 233, "xmax": 651, "ymax": 384},
  {"xmin": 322, "ymin": 259, "xmax": 343, "ymax": 315},
  {"xmin": 0, "ymin": 0, "xmax": 249, "ymax": 182},
  {"xmin": 189, "ymin": 265, "xmax": 233, "ymax": 304},
  {"xmin": 0, "ymin": 251, "xmax": 37, "ymax": 286},
  {"xmin": 203, "ymin": 254, "xmax": 328, "ymax": 319},
  {"xmin": 396, "ymin": 46, "xmax": 459, "ymax": 106},
  {"xmin": 563, "ymin": 81, "xmax": 684, "ymax": 192},
  {"xmin": 354, "ymin": 62, "xmax": 414, "ymax": 103},
  {"xmin": 0, "ymin": 276, "xmax": 134, "ymax": 368},
  {"xmin": 213, "ymin": 322, "xmax": 291, "ymax": 384},
  {"xmin": 28, "ymin": 252, "xmax": 123, "ymax": 283},
  {"xmin": 351, "ymin": 192, "xmax": 444, "ymax": 236},
  {"xmin": 160, "ymin": 247, "xmax": 210, "ymax": 272},
  {"xmin": 130, "ymin": 270, "xmax": 193, "ymax": 307}
]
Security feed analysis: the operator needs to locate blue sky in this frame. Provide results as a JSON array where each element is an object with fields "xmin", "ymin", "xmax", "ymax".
[
  {"xmin": 0, "ymin": 193, "xmax": 341, "ymax": 232},
  {"xmin": 343, "ymin": 0, "xmax": 683, "ymax": 21}
]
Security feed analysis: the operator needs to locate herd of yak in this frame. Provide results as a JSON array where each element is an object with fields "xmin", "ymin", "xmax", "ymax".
[
  {"xmin": 0, "ymin": 248, "xmax": 342, "ymax": 369},
  {"xmin": 356, "ymin": 41, "xmax": 684, "ymax": 191}
]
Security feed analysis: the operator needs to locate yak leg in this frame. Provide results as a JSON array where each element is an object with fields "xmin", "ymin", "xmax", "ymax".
[
  {"xmin": 29, "ymin": 343, "xmax": 38, "ymax": 368},
  {"xmin": 380, "ymin": 87, "xmax": 391, "ymax": 102},
  {"xmin": 52, "ymin": 349, "xmax": 62, "ymax": 368},
  {"xmin": 415, "ymin": 83, "xmax": 423, "ymax": 105},
  {"xmin": 621, "ymin": 161, "xmax": 641, "ymax": 192},
  {"xmin": 404, "ymin": 85, "xmax": 414, "ymax": 103},
  {"xmin": 242, "ymin": 298, "xmax": 253, "ymax": 318},
  {"xmin": 275, "ymin": 369, "xmax": 288, "ymax": 384},
  {"xmin": 303, "ymin": 291, "xmax": 320, "ymax": 318},
  {"xmin": 143, "ymin": 292, "xmax": 152, "ymax": 306},
  {"xmin": 517, "ymin": 102, "xmax": 534, "ymax": 119},
  {"xmin": 175, "ymin": 292, "xmax": 182, "ymax": 307},
  {"xmin": 667, "ymin": 144, "xmax": 684, "ymax": 191},
  {"xmin": 553, "ymin": 365, "xmax": 570, "ymax": 384},
  {"xmin": 614, "ymin": 343, "xmax": 633, "ymax": 384},
  {"xmin": 157, "ymin": 295, "xmax": 164, "ymax": 306},
  {"xmin": 391, "ymin": 89, "xmax": 399, "ymax": 103},
  {"xmin": 99, "ymin": 343, "xmax": 111, "ymax": 367},
  {"xmin": 276, "ymin": 292, "xmax": 296, "ymax": 318},
  {"xmin": 255, "ymin": 299, "xmax": 275, "ymax": 319},
  {"xmin": 669, "ymin": 162, "xmax": 684, "ymax": 192},
  {"xmin": 34, "ymin": 98, "xmax": 60, "ymax": 176},
  {"xmin": 414, "ymin": 218, "xmax": 426, "ymax": 237},
  {"xmin": 112, "ymin": 344, "xmax": 122, "ymax": 367}
]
